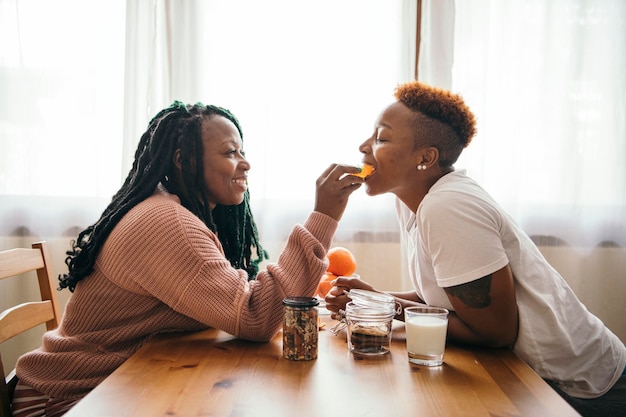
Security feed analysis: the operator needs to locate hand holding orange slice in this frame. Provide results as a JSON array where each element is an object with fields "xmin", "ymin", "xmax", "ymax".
[{"xmin": 349, "ymin": 163, "xmax": 375, "ymax": 179}]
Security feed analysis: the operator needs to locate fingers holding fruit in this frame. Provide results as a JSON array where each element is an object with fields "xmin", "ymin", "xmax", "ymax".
[
  {"xmin": 314, "ymin": 164, "xmax": 363, "ymax": 221},
  {"xmin": 348, "ymin": 163, "xmax": 375, "ymax": 179}
]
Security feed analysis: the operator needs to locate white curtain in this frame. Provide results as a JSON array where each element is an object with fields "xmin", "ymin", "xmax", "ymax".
[
  {"xmin": 122, "ymin": 0, "xmax": 417, "ymax": 244},
  {"xmin": 0, "ymin": 0, "xmax": 126, "ymax": 197},
  {"xmin": 2, "ymin": 0, "xmax": 624, "ymax": 274},
  {"xmin": 419, "ymin": 0, "xmax": 626, "ymax": 249},
  {"xmin": 0, "ymin": 0, "xmax": 416, "ymax": 288},
  {"xmin": 0, "ymin": 0, "xmax": 125, "ymax": 250}
]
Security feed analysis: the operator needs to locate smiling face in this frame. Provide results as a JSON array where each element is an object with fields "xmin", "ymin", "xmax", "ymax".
[
  {"xmin": 200, "ymin": 115, "xmax": 250, "ymax": 209},
  {"xmin": 358, "ymin": 101, "xmax": 431, "ymax": 208}
]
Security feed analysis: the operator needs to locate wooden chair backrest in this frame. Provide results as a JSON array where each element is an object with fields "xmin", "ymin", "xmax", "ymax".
[{"xmin": 0, "ymin": 241, "xmax": 61, "ymax": 417}]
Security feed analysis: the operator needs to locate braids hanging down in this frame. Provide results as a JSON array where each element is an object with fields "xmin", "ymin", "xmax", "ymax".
[{"xmin": 58, "ymin": 101, "xmax": 268, "ymax": 292}]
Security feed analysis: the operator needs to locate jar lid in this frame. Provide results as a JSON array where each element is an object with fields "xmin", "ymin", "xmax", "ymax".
[
  {"xmin": 347, "ymin": 289, "xmax": 395, "ymax": 308},
  {"xmin": 282, "ymin": 296, "xmax": 320, "ymax": 308},
  {"xmin": 345, "ymin": 302, "xmax": 396, "ymax": 319}
]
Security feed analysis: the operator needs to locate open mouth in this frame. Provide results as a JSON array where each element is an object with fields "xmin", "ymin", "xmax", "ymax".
[{"xmin": 232, "ymin": 178, "xmax": 248, "ymax": 190}]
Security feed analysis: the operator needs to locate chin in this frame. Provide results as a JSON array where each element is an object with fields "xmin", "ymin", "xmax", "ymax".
[
  {"xmin": 220, "ymin": 196, "xmax": 245, "ymax": 207},
  {"xmin": 364, "ymin": 184, "xmax": 381, "ymax": 197}
]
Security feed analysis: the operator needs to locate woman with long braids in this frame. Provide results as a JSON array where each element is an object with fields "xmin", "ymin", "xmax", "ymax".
[{"xmin": 12, "ymin": 101, "xmax": 364, "ymax": 416}]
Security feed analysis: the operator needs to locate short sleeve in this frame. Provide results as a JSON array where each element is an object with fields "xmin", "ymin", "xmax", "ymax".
[{"xmin": 417, "ymin": 190, "xmax": 509, "ymax": 287}]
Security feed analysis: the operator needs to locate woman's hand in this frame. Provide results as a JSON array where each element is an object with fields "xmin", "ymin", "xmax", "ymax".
[
  {"xmin": 314, "ymin": 164, "xmax": 363, "ymax": 221},
  {"xmin": 324, "ymin": 275, "xmax": 377, "ymax": 316}
]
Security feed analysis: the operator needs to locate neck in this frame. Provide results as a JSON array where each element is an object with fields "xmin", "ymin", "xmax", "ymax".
[{"xmin": 400, "ymin": 166, "xmax": 455, "ymax": 212}]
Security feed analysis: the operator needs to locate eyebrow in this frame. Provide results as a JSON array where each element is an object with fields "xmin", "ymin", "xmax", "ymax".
[
  {"xmin": 376, "ymin": 121, "xmax": 393, "ymax": 130},
  {"xmin": 219, "ymin": 137, "xmax": 242, "ymax": 146}
]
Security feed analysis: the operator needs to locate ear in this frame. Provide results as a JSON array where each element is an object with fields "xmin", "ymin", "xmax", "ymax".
[
  {"xmin": 418, "ymin": 146, "xmax": 439, "ymax": 168},
  {"xmin": 173, "ymin": 149, "xmax": 183, "ymax": 170}
]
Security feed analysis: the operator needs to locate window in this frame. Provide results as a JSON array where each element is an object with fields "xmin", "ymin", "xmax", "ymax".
[
  {"xmin": 419, "ymin": 0, "xmax": 625, "ymax": 247},
  {"xmin": 0, "ymin": 0, "xmax": 125, "ymax": 198}
]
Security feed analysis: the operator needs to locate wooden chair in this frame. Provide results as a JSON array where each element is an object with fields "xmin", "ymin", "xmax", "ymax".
[{"xmin": 0, "ymin": 241, "xmax": 62, "ymax": 417}]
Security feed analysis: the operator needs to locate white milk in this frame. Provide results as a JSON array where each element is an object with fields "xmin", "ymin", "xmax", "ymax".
[{"xmin": 405, "ymin": 315, "xmax": 447, "ymax": 355}]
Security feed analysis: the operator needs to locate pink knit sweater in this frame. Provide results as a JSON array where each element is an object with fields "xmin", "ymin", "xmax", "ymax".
[{"xmin": 16, "ymin": 186, "xmax": 337, "ymax": 399}]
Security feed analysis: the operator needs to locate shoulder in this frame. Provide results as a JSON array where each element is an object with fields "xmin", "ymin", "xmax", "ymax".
[
  {"xmin": 420, "ymin": 172, "xmax": 497, "ymax": 219},
  {"xmin": 111, "ymin": 188, "xmax": 217, "ymax": 250},
  {"xmin": 425, "ymin": 171, "xmax": 480, "ymax": 202},
  {"xmin": 128, "ymin": 188, "xmax": 202, "ymax": 228}
]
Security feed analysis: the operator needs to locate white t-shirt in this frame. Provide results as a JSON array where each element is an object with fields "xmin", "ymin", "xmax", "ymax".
[{"xmin": 397, "ymin": 170, "xmax": 626, "ymax": 398}]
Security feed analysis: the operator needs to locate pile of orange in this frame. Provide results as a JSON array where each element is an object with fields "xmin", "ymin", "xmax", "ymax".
[{"xmin": 316, "ymin": 247, "xmax": 357, "ymax": 297}]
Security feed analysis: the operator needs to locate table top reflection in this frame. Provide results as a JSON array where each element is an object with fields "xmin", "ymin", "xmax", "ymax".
[{"xmin": 64, "ymin": 314, "xmax": 579, "ymax": 417}]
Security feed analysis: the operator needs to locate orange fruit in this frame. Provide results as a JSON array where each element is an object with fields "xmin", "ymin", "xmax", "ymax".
[
  {"xmin": 326, "ymin": 247, "xmax": 357, "ymax": 276},
  {"xmin": 316, "ymin": 272, "xmax": 337, "ymax": 297},
  {"xmin": 349, "ymin": 163, "xmax": 375, "ymax": 179}
]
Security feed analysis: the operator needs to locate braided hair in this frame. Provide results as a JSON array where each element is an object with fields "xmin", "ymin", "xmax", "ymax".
[{"xmin": 58, "ymin": 101, "xmax": 268, "ymax": 292}]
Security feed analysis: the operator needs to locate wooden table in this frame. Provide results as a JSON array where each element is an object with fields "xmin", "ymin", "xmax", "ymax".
[{"xmin": 65, "ymin": 315, "xmax": 580, "ymax": 417}]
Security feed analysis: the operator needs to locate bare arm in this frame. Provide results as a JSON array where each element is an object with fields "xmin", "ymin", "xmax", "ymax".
[
  {"xmin": 443, "ymin": 264, "xmax": 519, "ymax": 348},
  {"xmin": 387, "ymin": 290, "xmax": 424, "ymax": 304},
  {"xmin": 324, "ymin": 278, "xmax": 425, "ymax": 321},
  {"xmin": 386, "ymin": 291, "xmax": 426, "ymax": 320}
]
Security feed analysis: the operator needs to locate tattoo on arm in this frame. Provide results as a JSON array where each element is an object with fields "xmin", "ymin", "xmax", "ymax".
[{"xmin": 446, "ymin": 275, "xmax": 493, "ymax": 308}]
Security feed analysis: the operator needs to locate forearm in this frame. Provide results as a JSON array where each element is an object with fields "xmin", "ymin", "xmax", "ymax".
[
  {"xmin": 443, "ymin": 267, "xmax": 519, "ymax": 348},
  {"xmin": 446, "ymin": 311, "xmax": 495, "ymax": 346},
  {"xmin": 445, "ymin": 310, "xmax": 516, "ymax": 348},
  {"xmin": 387, "ymin": 291, "xmax": 424, "ymax": 303},
  {"xmin": 387, "ymin": 291, "xmax": 426, "ymax": 321}
]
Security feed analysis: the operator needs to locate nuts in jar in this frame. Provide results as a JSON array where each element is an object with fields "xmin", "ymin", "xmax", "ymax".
[{"xmin": 282, "ymin": 297, "xmax": 319, "ymax": 361}]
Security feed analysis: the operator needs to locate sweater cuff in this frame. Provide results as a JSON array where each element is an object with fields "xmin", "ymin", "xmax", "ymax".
[{"xmin": 304, "ymin": 211, "xmax": 339, "ymax": 252}]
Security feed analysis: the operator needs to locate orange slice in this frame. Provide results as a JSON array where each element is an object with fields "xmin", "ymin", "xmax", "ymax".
[{"xmin": 349, "ymin": 164, "xmax": 375, "ymax": 179}]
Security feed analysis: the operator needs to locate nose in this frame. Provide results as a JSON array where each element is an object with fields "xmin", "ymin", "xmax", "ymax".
[
  {"xmin": 239, "ymin": 152, "xmax": 251, "ymax": 170},
  {"xmin": 359, "ymin": 137, "xmax": 372, "ymax": 154}
]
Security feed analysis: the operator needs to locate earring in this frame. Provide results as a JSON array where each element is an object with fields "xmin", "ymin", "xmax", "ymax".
[{"xmin": 417, "ymin": 164, "xmax": 427, "ymax": 171}]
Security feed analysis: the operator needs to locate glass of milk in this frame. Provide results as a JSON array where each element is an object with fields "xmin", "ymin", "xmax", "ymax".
[{"xmin": 404, "ymin": 306, "xmax": 449, "ymax": 366}]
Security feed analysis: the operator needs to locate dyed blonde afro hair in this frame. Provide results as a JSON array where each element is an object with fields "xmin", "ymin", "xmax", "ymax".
[{"xmin": 395, "ymin": 81, "xmax": 477, "ymax": 166}]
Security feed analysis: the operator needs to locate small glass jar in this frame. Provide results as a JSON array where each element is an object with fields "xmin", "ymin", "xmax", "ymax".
[
  {"xmin": 331, "ymin": 289, "xmax": 398, "ymax": 356},
  {"xmin": 282, "ymin": 296, "xmax": 319, "ymax": 361}
]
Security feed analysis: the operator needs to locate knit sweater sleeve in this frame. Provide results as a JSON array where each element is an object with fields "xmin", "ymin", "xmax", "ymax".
[{"xmin": 101, "ymin": 192, "xmax": 336, "ymax": 342}]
